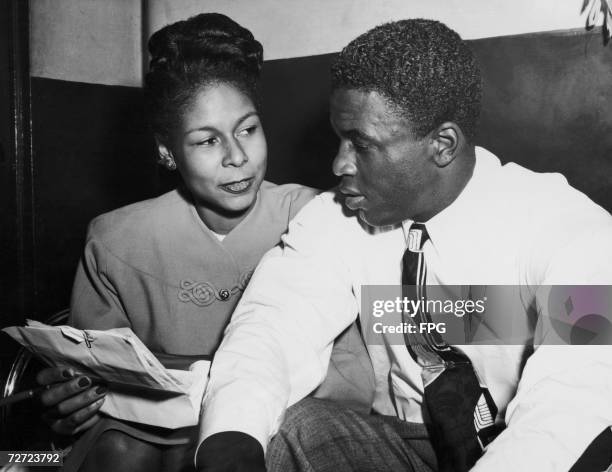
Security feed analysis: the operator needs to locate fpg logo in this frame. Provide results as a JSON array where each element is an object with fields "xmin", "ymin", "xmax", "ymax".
[{"xmin": 418, "ymin": 322, "xmax": 446, "ymax": 334}]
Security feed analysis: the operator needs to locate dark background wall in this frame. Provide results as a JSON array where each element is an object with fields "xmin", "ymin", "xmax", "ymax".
[{"xmin": 29, "ymin": 78, "xmax": 162, "ymax": 318}]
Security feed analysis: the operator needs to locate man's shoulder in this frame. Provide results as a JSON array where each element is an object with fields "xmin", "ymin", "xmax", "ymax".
[
  {"xmin": 503, "ymin": 161, "xmax": 609, "ymax": 224},
  {"xmin": 477, "ymin": 147, "xmax": 574, "ymax": 196},
  {"xmin": 482, "ymin": 151, "xmax": 612, "ymax": 275},
  {"xmin": 476, "ymin": 147, "xmax": 610, "ymax": 224}
]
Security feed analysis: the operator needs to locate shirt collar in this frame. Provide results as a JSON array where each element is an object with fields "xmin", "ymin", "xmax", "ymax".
[{"xmin": 401, "ymin": 147, "xmax": 501, "ymax": 255}]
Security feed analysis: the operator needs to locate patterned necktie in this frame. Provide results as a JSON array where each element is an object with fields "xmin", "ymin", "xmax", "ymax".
[{"xmin": 402, "ymin": 222, "xmax": 501, "ymax": 472}]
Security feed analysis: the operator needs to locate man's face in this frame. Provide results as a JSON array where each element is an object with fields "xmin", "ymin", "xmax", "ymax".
[{"xmin": 330, "ymin": 88, "xmax": 437, "ymax": 226}]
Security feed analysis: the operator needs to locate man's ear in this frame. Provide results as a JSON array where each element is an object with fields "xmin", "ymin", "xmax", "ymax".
[
  {"xmin": 431, "ymin": 122, "xmax": 461, "ymax": 168},
  {"xmin": 155, "ymin": 135, "xmax": 177, "ymax": 170}
]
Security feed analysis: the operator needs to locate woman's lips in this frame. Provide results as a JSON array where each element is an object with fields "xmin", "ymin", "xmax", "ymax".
[{"xmin": 220, "ymin": 178, "xmax": 253, "ymax": 194}]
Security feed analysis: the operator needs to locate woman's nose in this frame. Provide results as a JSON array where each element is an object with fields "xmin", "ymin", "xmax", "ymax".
[{"xmin": 223, "ymin": 139, "xmax": 248, "ymax": 167}]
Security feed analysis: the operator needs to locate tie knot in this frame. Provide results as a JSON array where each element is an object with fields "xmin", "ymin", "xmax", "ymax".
[{"xmin": 407, "ymin": 223, "xmax": 429, "ymax": 252}]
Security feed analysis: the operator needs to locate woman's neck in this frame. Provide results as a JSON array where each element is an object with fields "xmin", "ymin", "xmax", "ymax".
[
  {"xmin": 178, "ymin": 186, "xmax": 258, "ymax": 235},
  {"xmin": 195, "ymin": 205, "xmax": 250, "ymax": 234}
]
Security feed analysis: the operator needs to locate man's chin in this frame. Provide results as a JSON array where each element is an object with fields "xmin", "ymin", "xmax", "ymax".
[
  {"xmin": 356, "ymin": 209, "xmax": 400, "ymax": 228},
  {"xmin": 357, "ymin": 209, "xmax": 381, "ymax": 227},
  {"xmin": 340, "ymin": 199, "xmax": 397, "ymax": 227}
]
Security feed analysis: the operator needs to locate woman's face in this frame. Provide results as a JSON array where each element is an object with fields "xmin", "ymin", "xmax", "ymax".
[{"xmin": 162, "ymin": 82, "xmax": 267, "ymax": 219}]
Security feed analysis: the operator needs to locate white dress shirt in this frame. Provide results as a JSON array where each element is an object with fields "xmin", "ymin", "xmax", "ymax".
[{"xmin": 199, "ymin": 147, "xmax": 612, "ymax": 471}]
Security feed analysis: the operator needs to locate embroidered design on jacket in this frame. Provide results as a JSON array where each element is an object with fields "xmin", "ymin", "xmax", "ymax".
[
  {"xmin": 178, "ymin": 280, "xmax": 217, "ymax": 306},
  {"xmin": 178, "ymin": 269, "xmax": 255, "ymax": 307}
]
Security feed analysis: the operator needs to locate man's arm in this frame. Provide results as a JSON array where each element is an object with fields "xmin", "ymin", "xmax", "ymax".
[
  {"xmin": 197, "ymin": 194, "xmax": 360, "ymax": 468},
  {"xmin": 473, "ymin": 226, "xmax": 612, "ymax": 471},
  {"xmin": 472, "ymin": 345, "xmax": 612, "ymax": 471}
]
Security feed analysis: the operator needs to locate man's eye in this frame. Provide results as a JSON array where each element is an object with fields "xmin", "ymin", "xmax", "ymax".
[
  {"xmin": 352, "ymin": 140, "xmax": 370, "ymax": 152},
  {"xmin": 237, "ymin": 125, "xmax": 257, "ymax": 137}
]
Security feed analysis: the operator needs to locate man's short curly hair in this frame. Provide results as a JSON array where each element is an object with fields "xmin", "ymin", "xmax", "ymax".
[{"xmin": 331, "ymin": 19, "xmax": 482, "ymax": 142}]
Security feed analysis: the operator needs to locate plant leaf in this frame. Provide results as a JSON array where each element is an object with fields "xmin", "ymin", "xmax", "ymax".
[
  {"xmin": 605, "ymin": 4, "xmax": 612, "ymax": 44},
  {"xmin": 587, "ymin": 0, "xmax": 601, "ymax": 28}
]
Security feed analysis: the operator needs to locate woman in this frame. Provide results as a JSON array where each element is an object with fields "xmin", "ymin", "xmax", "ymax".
[{"xmin": 37, "ymin": 12, "xmax": 374, "ymax": 472}]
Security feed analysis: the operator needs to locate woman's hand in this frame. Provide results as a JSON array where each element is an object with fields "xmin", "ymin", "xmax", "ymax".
[{"xmin": 36, "ymin": 367, "xmax": 107, "ymax": 436}]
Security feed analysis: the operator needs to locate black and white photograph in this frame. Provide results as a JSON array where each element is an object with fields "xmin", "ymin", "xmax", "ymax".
[{"xmin": 1, "ymin": 1, "xmax": 612, "ymax": 471}]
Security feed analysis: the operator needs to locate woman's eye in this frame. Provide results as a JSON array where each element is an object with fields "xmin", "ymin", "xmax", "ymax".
[
  {"xmin": 195, "ymin": 137, "xmax": 218, "ymax": 146},
  {"xmin": 237, "ymin": 125, "xmax": 257, "ymax": 137}
]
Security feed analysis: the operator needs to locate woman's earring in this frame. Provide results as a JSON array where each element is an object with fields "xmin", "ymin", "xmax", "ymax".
[{"xmin": 158, "ymin": 156, "xmax": 176, "ymax": 170}]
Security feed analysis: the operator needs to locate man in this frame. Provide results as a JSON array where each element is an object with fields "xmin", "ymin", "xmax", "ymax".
[{"xmin": 197, "ymin": 19, "xmax": 612, "ymax": 471}]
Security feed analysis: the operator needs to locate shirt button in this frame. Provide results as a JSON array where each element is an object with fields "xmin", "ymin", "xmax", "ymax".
[{"xmin": 219, "ymin": 289, "xmax": 230, "ymax": 301}]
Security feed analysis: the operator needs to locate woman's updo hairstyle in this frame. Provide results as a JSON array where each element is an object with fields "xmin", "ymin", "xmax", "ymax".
[{"xmin": 145, "ymin": 13, "xmax": 263, "ymax": 138}]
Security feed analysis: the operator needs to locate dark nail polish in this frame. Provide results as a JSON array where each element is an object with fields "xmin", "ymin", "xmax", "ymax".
[
  {"xmin": 62, "ymin": 369, "xmax": 73, "ymax": 379},
  {"xmin": 95, "ymin": 385, "xmax": 108, "ymax": 395},
  {"xmin": 78, "ymin": 377, "xmax": 91, "ymax": 388}
]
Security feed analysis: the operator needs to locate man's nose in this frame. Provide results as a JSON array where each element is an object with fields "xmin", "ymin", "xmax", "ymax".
[
  {"xmin": 223, "ymin": 139, "xmax": 248, "ymax": 167},
  {"xmin": 332, "ymin": 143, "xmax": 357, "ymax": 177}
]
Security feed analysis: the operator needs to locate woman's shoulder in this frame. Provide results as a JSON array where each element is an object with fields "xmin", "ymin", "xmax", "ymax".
[
  {"xmin": 259, "ymin": 180, "xmax": 319, "ymax": 199},
  {"xmin": 86, "ymin": 189, "xmax": 187, "ymax": 244},
  {"xmin": 258, "ymin": 181, "xmax": 320, "ymax": 220}
]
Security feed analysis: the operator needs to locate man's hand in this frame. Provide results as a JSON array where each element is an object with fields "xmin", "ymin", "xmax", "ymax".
[
  {"xmin": 196, "ymin": 432, "xmax": 266, "ymax": 472},
  {"xmin": 36, "ymin": 367, "xmax": 107, "ymax": 436}
]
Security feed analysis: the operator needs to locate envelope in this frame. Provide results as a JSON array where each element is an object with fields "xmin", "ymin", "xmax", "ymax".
[{"xmin": 3, "ymin": 321, "xmax": 211, "ymax": 428}]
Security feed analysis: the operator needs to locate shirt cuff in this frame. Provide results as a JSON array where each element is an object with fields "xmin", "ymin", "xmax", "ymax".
[{"xmin": 194, "ymin": 384, "xmax": 284, "ymax": 467}]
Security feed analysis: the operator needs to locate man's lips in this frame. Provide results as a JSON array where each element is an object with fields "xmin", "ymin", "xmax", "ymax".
[
  {"xmin": 219, "ymin": 178, "xmax": 254, "ymax": 194},
  {"xmin": 339, "ymin": 186, "xmax": 365, "ymax": 210}
]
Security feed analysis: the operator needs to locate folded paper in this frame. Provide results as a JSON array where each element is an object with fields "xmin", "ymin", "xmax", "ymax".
[{"xmin": 3, "ymin": 321, "xmax": 210, "ymax": 429}]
